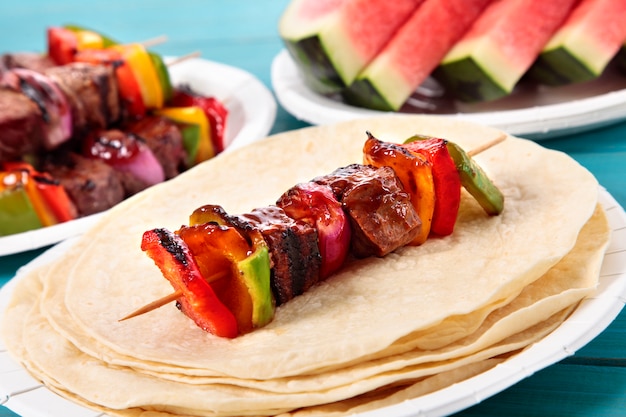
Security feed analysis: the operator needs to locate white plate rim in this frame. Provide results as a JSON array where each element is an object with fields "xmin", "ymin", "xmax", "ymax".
[
  {"xmin": 0, "ymin": 187, "xmax": 625, "ymax": 417},
  {"xmin": 0, "ymin": 57, "xmax": 277, "ymax": 257},
  {"xmin": 271, "ymin": 49, "xmax": 626, "ymax": 140}
]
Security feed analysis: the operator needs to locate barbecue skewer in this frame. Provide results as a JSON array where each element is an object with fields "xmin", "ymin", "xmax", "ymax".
[{"xmin": 118, "ymin": 133, "xmax": 507, "ymax": 322}]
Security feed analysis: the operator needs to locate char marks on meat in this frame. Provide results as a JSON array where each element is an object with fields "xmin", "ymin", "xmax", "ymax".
[
  {"xmin": 314, "ymin": 164, "xmax": 421, "ymax": 258},
  {"xmin": 0, "ymin": 88, "xmax": 44, "ymax": 161},
  {"xmin": 232, "ymin": 206, "xmax": 322, "ymax": 306},
  {"xmin": 45, "ymin": 63, "xmax": 120, "ymax": 135},
  {"xmin": 126, "ymin": 115, "xmax": 187, "ymax": 179},
  {"xmin": 43, "ymin": 152, "xmax": 124, "ymax": 217}
]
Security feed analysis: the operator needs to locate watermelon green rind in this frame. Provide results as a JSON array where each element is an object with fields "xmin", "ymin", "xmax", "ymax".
[
  {"xmin": 529, "ymin": 47, "xmax": 599, "ymax": 86},
  {"xmin": 433, "ymin": 57, "xmax": 508, "ymax": 103},
  {"xmin": 283, "ymin": 36, "xmax": 347, "ymax": 94},
  {"xmin": 342, "ymin": 78, "xmax": 395, "ymax": 111}
]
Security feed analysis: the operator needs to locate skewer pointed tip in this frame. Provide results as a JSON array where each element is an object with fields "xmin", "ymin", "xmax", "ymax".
[{"xmin": 119, "ymin": 290, "xmax": 182, "ymax": 322}]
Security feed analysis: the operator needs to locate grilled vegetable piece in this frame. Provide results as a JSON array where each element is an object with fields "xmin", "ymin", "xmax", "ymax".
[
  {"xmin": 314, "ymin": 163, "xmax": 421, "ymax": 257},
  {"xmin": 0, "ymin": 162, "xmax": 77, "ymax": 236},
  {"xmin": 155, "ymin": 106, "xmax": 215, "ymax": 165},
  {"xmin": 141, "ymin": 228, "xmax": 239, "ymax": 338},
  {"xmin": 82, "ymin": 129, "xmax": 165, "ymax": 196},
  {"xmin": 170, "ymin": 86, "xmax": 229, "ymax": 154},
  {"xmin": 0, "ymin": 168, "xmax": 43, "ymax": 235},
  {"xmin": 277, "ymin": 181, "xmax": 351, "ymax": 278},
  {"xmin": 188, "ymin": 206, "xmax": 275, "ymax": 330},
  {"xmin": 402, "ymin": 136, "xmax": 461, "ymax": 236},
  {"xmin": 405, "ymin": 134, "xmax": 504, "ymax": 215},
  {"xmin": 125, "ymin": 115, "xmax": 187, "ymax": 179},
  {"xmin": 362, "ymin": 135, "xmax": 434, "ymax": 245}
]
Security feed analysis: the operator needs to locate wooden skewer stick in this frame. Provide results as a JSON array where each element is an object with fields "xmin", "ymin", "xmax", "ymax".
[
  {"xmin": 119, "ymin": 134, "xmax": 508, "ymax": 323},
  {"xmin": 166, "ymin": 51, "xmax": 202, "ymax": 67},
  {"xmin": 119, "ymin": 269, "xmax": 228, "ymax": 322},
  {"xmin": 119, "ymin": 290, "xmax": 183, "ymax": 322},
  {"xmin": 138, "ymin": 35, "xmax": 169, "ymax": 48},
  {"xmin": 467, "ymin": 133, "xmax": 507, "ymax": 157}
]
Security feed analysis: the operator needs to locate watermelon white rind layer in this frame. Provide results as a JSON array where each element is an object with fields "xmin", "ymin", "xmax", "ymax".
[
  {"xmin": 279, "ymin": 0, "xmax": 423, "ymax": 95},
  {"xmin": 529, "ymin": 0, "xmax": 626, "ymax": 87}
]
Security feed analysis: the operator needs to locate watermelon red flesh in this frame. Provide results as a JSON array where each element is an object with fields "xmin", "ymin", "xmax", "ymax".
[
  {"xmin": 343, "ymin": 0, "xmax": 493, "ymax": 111},
  {"xmin": 279, "ymin": 0, "xmax": 424, "ymax": 94},
  {"xmin": 530, "ymin": 0, "xmax": 626, "ymax": 86},
  {"xmin": 434, "ymin": 0, "xmax": 579, "ymax": 102}
]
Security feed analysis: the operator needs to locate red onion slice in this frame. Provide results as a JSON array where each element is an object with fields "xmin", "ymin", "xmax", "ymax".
[{"xmin": 277, "ymin": 182, "xmax": 351, "ymax": 278}]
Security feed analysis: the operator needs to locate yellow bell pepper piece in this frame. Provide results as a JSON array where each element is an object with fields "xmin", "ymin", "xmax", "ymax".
[
  {"xmin": 75, "ymin": 30, "xmax": 104, "ymax": 50},
  {"xmin": 156, "ymin": 106, "xmax": 215, "ymax": 163}
]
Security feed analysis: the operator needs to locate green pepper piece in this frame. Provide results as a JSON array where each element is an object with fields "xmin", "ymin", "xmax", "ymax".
[
  {"xmin": 237, "ymin": 241, "xmax": 274, "ymax": 328},
  {"xmin": 179, "ymin": 123, "xmax": 201, "ymax": 168},
  {"xmin": 0, "ymin": 187, "xmax": 43, "ymax": 236},
  {"xmin": 405, "ymin": 135, "xmax": 504, "ymax": 216},
  {"xmin": 148, "ymin": 51, "xmax": 173, "ymax": 103},
  {"xmin": 189, "ymin": 204, "xmax": 276, "ymax": 329}
]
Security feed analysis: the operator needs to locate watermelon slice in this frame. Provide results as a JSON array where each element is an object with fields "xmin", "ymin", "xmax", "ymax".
[
  {"xmin": 433, "ymin": 0, "xmax": 579, "ymax": 102},
  {"xmin": 529, "ymin": 0, "xmax": 626, "ymax": 86},
  {"xmin": 278, "ymin": 0, "xmax": 424, "ymax": 94},
  {"xmin": 342, "ymin": 0, "xmax": 493, "ymax": 111}
]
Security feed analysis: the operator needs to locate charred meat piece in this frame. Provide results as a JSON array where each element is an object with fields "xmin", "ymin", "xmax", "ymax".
[
  {"xmin": 1, "ymin": 68, "xmax": 73, "ymax": 151},
  {"xmin": 45, "ymin": 63, "xmax": 120, "ymax": 134},
  {"xmin": 1, "ymin": 53, "xmax": 55, "ymax": 74},
  {"xmin": 0, "ymin": 88, "xmax": 44, "ymax": 161},
  {"xmin": 231, "ymin": 206, "xmax": 322, "ymax": 306},
  {"xmin": 314, "ymin": 164, "xmax": 421, "ymax": 258},
  {"xmin": 43, "ymin": 152, "xmax": 124, "ymax": 217},
  {"xmin": 125, "ymin": 115, "xmax": 187, "ymax": 179}
]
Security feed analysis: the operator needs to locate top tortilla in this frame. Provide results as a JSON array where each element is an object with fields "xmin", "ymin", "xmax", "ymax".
[{"xmin": 28, "ymin": 115, "xmax": 599, "ymax": 379}]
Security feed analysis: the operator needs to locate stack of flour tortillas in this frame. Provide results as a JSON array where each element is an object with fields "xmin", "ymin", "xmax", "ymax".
[{"xmin": 1, "ymin": 115, "xmax": 611, "ymax": 416}]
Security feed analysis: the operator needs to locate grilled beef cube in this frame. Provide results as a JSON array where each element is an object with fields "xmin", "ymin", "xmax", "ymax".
[
  {"xmin": 43, "ymin": 152, "xmax": 124, "ymax": 217},
  {"xmin": 45, "ymin": 63, "xmax": 120, "ymax": 134},
  {"xmin": 232, "ymin": 206, "xmax": 322, "ymax": 306},
  {"xmin": 0, "ymin": 87, "xmax": 44, "ymax": 161},
  {"xmin": 1, "ymin": 53, "xmax": 55, "ymax": 74},
  {"xmin": 314, "ymin": 164, "xmax": 421, "ymax": 258},
  {"xmin": 125, "ymin": 115, "xmax": 187, "ymax": 179}
]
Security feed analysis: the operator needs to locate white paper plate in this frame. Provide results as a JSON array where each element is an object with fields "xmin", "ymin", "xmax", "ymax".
[
  {"xmin": 1, "ymin": 188, "xmax": 625, "ymax": 417},
  {"xmin": 272, "ymin": 50, "xmax": 626, "ymax": 140},
  {"xmin": 0, "ymin": 57, "xmax": 276, "ymax": 257}
]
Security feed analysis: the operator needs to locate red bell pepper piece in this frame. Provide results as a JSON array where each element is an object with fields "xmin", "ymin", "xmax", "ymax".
[
  {"xmin": 170, "ymin": 88, "xmax": 229, "ymax": 154},
  {"xmin": 47, "ymin": 27, "xmax": 78, "ymax": 65},
  {"xmin": 141, "ymin": 228, "xmax": 239, "ymax": 338},
  {"xmin": 177, "ymin": 222, "xmax": 256, "ymax": 335},
  {"xmin": 402, "ymin": 137, "xmax": 462, "ymax": 236}
]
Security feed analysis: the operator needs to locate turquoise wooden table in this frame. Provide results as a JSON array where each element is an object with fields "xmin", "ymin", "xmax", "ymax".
[{"xmin": 0, "ymin": 1, "xmax": 625, "ymax": 416}]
